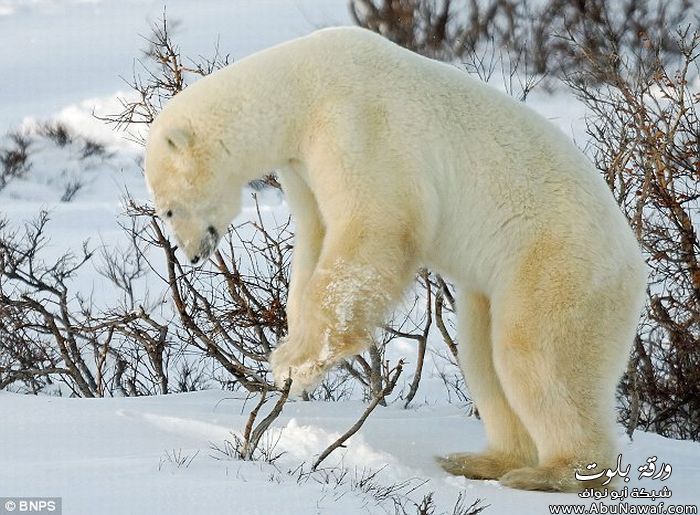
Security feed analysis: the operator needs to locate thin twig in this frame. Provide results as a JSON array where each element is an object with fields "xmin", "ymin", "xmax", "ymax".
[{"xmin": 312, "ymin": 360, "xmax": 404, "ymax": 471}]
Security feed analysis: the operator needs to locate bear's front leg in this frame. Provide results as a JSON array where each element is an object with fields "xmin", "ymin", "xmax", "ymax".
[
  {"xmin": 271, "ymin": 259, "xmax": 389, "ymax": 395},
  {"xmin": 271, "ymin": 222, "xmax": 417, "ymax": 395}
]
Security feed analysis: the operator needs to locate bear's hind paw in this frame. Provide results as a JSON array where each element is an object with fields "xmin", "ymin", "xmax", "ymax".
[
  {"xmin": 499, "ymin": 465, "xmax": 579, "ymax": 492},
  {"xmin": 437, "ymin": 452, "xmax": 525, "ymax": 480}
]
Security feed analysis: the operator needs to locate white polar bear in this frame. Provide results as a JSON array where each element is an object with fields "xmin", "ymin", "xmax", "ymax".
[{"xmin": 144, "ymin": 27, "xmax": 647, "ymax": 492}]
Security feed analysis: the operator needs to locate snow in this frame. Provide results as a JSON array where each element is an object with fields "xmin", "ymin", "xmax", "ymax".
[
  {"xmin": 324, "ymin": 259, "xmax": 387, "ymax": 334},
  {"xmin": 0, "ymin": 0, "xmax": 349, "ymax": 132},
  {"xmin": 1, "ymin": 1, "xmax": 699, "ymax": 514},
  {"xmin": 1, "ymin": 390, "xmax": 698, "ymax": 514}
]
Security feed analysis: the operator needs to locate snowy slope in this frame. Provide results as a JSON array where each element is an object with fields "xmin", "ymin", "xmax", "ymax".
[{"xmin": 0, "ymin": 0, "xmax": 350, "ymax": 132}]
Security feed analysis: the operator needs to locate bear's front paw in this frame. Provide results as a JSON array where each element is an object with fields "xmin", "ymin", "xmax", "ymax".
[{"xmin": 269, "ymin": 339, "xmax": 333, "ymax": 396}]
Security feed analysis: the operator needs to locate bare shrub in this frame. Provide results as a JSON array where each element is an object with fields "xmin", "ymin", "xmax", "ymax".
[
  {"xmin": 0, "ymin": 14, "xmax": 298, "ymax": 402},
  {"xmin": 96, "ymin": 10, "xmax": 231, "ymax": 145},
  {"xmin": 294, "ymin": 463, "xmax": 487, "ymax": 514},
  {"xmin": 38, "ymin": 121, "xmax": 72, "ymax": 147},
  {"xmin": 80, "ymin": 139, "xmax": 107, "ymax": 159},
  {"xmin": 521, "ymin": 0, "xmax": 691, "ymax": 78},
  {"xmin": 0, "ymin": 211, "xmax": 181, "ymax": 396},
  {"xmin": 350, "ymin": 0, "xmax": 692, "ymax": 80},
  {"xmin": 564, "ymin": 28, "xmax": 699, "ymax": 440},
  {"xmin": 409, "ymin": 491, "xmax": 488, "ymax": 515},
  {"xmin": 312, "ymin": 360, "xmax": 404, "ymax": 470},
  {"xmin": 0, "ymin": 132, "xmax": 32, "ymax": 190},
  {"xmin": 158, "ymin": 448, "xmax": 199, "ymax": 471},
  {"xmin": 0, "ymin": 122, "xmax": 114, "ymax": 195},
  {"xmin": 123, "ymin": 196, "xmax": 292, "ymax": 393},
  {"xmin": 350, "ymin": 0, "xmax": 459, "ymax": 58},
  {"xmin": 0, "ymin": 213, "xmax": 104, "ymax": 396},
  {"xmin": 60, "ymin": 178, "xmax": 84, "ymax": 202},
  {"xmin": 210, "ymin": 379, "xmax": 292, "ymax": 463},
  {"xmin": 0, "ymin": 197, "xmax": 294, "ymax": 398},
  {"xmin": 350, "ymin": 0, "xmax": 533, "ymax": 59},
  {"xmin": 460, "ymin": 34, "xmax": 543, "ymax": 100}
]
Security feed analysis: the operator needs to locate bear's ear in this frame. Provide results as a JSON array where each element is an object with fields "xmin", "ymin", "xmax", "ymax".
[{"xmin": 164, "ymin": 126, "xmax": 194, "ymax": 152}]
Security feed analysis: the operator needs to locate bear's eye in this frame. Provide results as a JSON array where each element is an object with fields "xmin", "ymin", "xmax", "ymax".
[{"xmin": 165, "ymin": 209, "xmax": 173, "ymax": 218}]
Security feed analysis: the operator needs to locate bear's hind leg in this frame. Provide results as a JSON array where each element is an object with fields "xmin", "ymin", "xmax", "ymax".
[
  {"xmin": 438, "ymin": 292, "xmax": 537, "ymax": 480},
  {"xmin": 492, "ymin": 334, "xmax": 618, "ymax": 492},
  {"xmin": 491, "ymin": 280, "xmax": 634, "ymax": 492}
]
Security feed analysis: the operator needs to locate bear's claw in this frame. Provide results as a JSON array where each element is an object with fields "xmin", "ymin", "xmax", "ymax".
[{"xmin": 270, "ymin": 342, "xmax": 332, "ymax": 395}]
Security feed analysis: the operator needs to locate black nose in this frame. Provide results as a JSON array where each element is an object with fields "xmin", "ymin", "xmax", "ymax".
[
  {"xmin": 207, "ymin": 225, "xmax": 217, "ymax": 237},
  {"xmin": 190, "ymin": 255, "xmax": 200, "ymax": 264}
]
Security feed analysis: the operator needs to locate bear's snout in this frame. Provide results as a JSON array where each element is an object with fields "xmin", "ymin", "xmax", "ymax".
[{"xmin": 191, "ymin": 225, "xmax": 219, "ymax": 265}]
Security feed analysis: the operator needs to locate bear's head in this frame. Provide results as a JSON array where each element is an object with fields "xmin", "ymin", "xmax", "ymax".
[{"xmin": 144, "ymin": 114, "xmax": 243, "ymax": 265}]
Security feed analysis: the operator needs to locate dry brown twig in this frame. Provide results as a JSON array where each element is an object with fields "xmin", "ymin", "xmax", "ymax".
[
  {"xmin": 564, "ymin": 27, "xmax": 699, "ymax": 440},
  {"xmin": 350, "ymin": 0, "xmax": 692, "ymax": 80},
  {"xmin": 312, "ymin": 359, "xmax": 404, "ymax": 471},
  {"xmin": 241, "ymin": 377, "xmax": 293, "ymax": 460}
]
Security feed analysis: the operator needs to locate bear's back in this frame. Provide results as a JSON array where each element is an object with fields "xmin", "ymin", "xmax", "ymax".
[{"xmin": 292, "ymin": 28, "xmax": 641, "ymax": 270}]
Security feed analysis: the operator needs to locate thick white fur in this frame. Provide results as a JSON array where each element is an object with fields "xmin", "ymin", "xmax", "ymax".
[{"xmin": 144, "ymin": 27, "xmax": 647, "ymax": 492}]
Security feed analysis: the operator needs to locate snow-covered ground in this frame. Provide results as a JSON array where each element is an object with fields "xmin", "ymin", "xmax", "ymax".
[
  {"xmin": 1, "ymin": 1, "xmax": 699, "ymax": 514},
  {"xmin": 2, "ymin": 390, "xmax": 699, "ymax": 514}
]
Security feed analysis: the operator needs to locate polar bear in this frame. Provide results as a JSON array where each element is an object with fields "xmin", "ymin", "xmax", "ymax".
[{"xmin": 144, "ymin": 27, "xmax": 647, "ymax": 492}]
